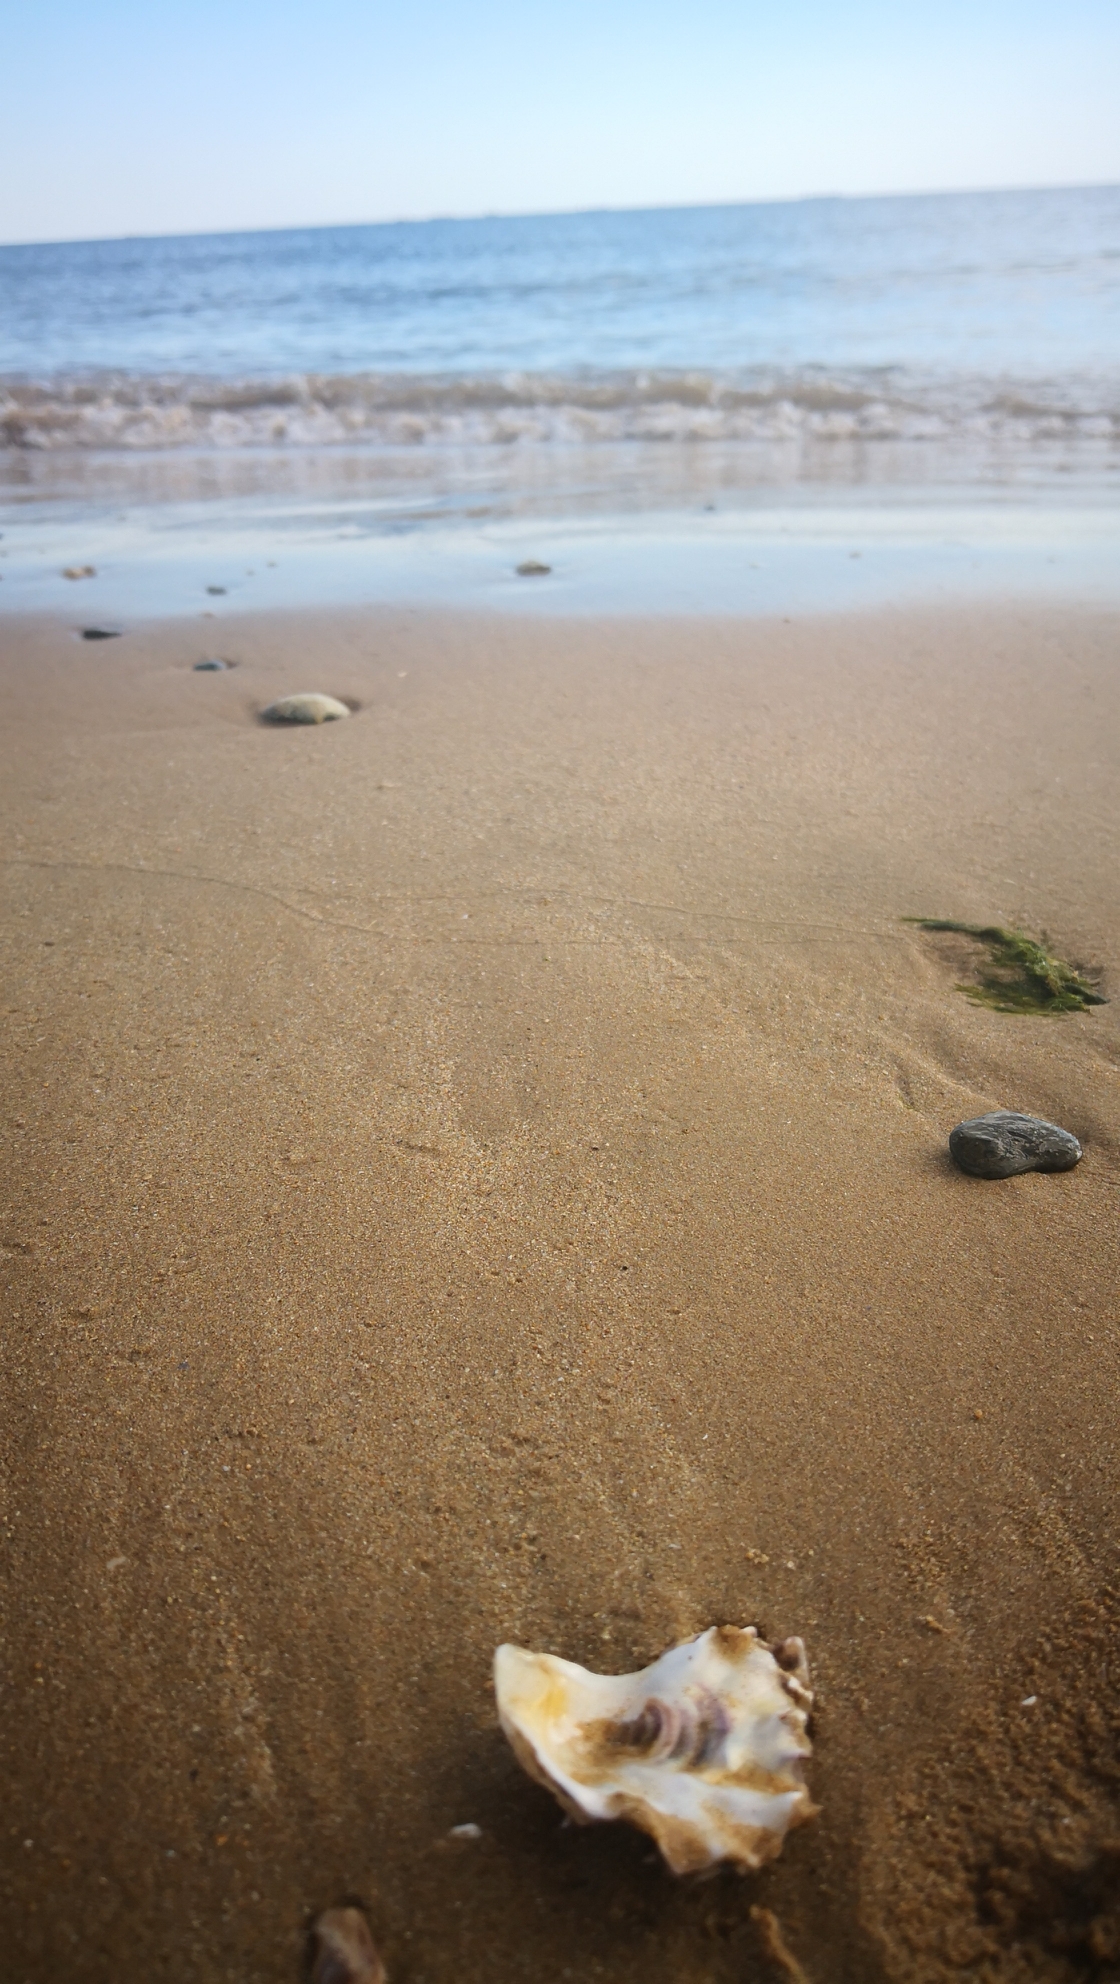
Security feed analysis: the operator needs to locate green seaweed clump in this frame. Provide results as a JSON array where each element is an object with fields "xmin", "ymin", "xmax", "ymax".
[{"xmin": 904, "ymin": 919, "xmax": 1107, "ymax": 1015}]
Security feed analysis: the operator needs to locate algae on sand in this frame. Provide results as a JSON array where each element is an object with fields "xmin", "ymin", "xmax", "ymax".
[{"xmin": 904, "ymin": 920, "xmax": 1107, "ymax": 1015}]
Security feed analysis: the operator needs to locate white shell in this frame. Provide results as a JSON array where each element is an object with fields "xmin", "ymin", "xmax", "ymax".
[
  {"xmin": 494, "ymin": 1626, "xmax": 815, "ymax": 1876},
  {"xmin": 262, "ymin": 693, "xmax": 350, "ymax": 724}
]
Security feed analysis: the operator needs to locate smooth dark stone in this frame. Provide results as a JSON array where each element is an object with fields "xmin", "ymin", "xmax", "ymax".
[
  {"xmin": 206, "ymin": 584, "xmax": 227, "ymax": 595},
  {"xmin": 949, "ymin": 1111, "xmax": 1082, "ymax": 1179},
  {"xmin": 194, "ymin": 657, "xmax": 228, "ymax": 670},
  {"xmin": 81, "ymin": 627, "xmax": 121, "ymax": 640}
]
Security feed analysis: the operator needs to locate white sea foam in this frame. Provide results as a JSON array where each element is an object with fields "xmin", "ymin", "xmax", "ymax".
[{"xmin": 2, "ymin": 368, "xmax": 1117, "ymax": 455}]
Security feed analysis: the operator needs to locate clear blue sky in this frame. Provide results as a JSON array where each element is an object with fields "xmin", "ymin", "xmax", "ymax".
[{"xmin": 2, "ymin": 0, "xmax": 1118, "ymax": 245}]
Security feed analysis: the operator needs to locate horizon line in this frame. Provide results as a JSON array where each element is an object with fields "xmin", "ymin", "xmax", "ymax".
[{"xmin": 2, "ymin": 175, "xmax": 1117, "ymax": 254}]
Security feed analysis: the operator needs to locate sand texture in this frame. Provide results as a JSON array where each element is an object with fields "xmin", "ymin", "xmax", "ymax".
[{"xmin": 1, "ymin": 602, "xmax": 1118, "ymax": 1982}]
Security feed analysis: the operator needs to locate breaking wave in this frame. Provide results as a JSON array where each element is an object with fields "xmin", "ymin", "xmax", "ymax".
[{"xmin": 3, "ymin": 369, "xmax": 1118, "ymax": 454}]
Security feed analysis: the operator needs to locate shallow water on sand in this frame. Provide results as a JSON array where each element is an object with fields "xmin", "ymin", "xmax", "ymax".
[{"xmin": 2, "ymin": 481, "xmax": 1119, "ymax": 622}]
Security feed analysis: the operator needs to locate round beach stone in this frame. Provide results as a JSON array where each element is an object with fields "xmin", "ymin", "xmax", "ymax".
[
  {"xmin": 261, "ymin": 693, "xmax": 350, "ymax": 724},
  {"xmin": 948, "ymin": 1111, "xmax": 1082, "ymax": 1179}
]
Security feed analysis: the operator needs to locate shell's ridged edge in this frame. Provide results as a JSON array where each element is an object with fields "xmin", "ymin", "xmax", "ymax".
[{"xmin": 612, "ymin": 1786, "xmax": 820, "ymax": 1877}]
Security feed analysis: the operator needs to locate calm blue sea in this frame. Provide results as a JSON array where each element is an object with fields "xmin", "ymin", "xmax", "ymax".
[{"xmin": 1, "ymin": 184, "xmax": 1119, "ymax": 477}]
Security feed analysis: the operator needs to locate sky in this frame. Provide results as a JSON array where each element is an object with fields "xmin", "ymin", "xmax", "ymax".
[{"xmin": 1, "ymin": 0, "xmax": 1118, "ymax": 245}]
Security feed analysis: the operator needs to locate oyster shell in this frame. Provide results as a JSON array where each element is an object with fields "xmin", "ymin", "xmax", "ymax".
[{"xmin": 494, "ymin": 1625, "xmax": 815, "ymax": 1875}]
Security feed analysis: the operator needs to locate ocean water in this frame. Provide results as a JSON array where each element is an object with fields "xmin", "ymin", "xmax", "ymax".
[
  {"xmin": 3, "ymin": 185, "xmax": 1120, "ymax": 468},
  {"xmin": 2, "ymin": 187, "xmax": 1119, "ymax": 613}
]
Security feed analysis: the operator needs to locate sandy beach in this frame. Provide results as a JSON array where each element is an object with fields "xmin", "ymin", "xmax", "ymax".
[{"xmin": 1, "ymin": 598, "xmax": 1118, "ymax": 1982}]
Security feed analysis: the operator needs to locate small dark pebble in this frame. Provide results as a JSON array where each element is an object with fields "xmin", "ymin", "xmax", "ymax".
[
  {"xmin": 206, "ymin": 585, "xmax": 227, "ymax": 595},
  {"xmin": 81, "ymin": 628, "xmax": 121, "ymax": 641},
  {"xmin": 194, "ymin": 657, "xmax": 229, "ymax": 671},
  {"xmin": 949, "ymin": 1111, "xmax": 1082, "ymax": 1179},
  {"xmin": 516, "ymin": 560, "xmax": 551, "ymax": 577}
]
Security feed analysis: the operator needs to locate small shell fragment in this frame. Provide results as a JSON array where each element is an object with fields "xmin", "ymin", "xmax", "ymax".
[
  {"xmin": 494, "ymin": 1625, "xmax": 815, "ymax": 1875},
  {"xmin": 261, "ymin": 693, "xmax": 350, "ymax": 724}
]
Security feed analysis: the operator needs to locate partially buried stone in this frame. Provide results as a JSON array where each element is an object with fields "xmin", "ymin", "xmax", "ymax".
[
  {"xmin": 261, "ymin": 693, "xmax": 350, "ymax": 724},
  {"xmin": 948, "ymin": 1111, "xmax": 1082, "ymax": 1179},
  {"xmin": 81, "ymin": 627, "xmax": 121, "ymax": 641},
  {"xmin": 194, "ymin": 657, "xmax": 229, "ymax": 671},
  {"xmin": 310, "ymin": 1907, "xmax": 386, "ymax": 1984},
  {"xmin": 516, "ymin": 559, "xmax": 552, "ymax": 576}
]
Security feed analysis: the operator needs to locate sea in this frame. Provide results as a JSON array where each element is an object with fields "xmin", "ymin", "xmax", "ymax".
[{"xmin": 2, "ymin": 184, "xmax": 1119, "ymax": 615}]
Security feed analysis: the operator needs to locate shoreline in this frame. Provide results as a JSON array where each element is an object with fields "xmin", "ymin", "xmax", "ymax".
[
  {"xmin": 2, "ymin": 597, "xmax": 1118, "ymax": 1980},
  {"xmin": 3, "ymin": 482, "xmax": 1120, "ymax": 625}
]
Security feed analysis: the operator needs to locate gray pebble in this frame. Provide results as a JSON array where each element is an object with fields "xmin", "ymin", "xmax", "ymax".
[
  {"xmin": 948, "ymin": 1111, "xmax": 1082, "ymax": 1179},
  {"xmin": 194, "ymin": 657, "xmax": 229, "ymax": 671},
  {"xmin": 261, "ymin": 692, "xmax": 350, "ymax": 724}
]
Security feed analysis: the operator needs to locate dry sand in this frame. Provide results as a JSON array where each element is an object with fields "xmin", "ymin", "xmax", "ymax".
[{"xmin": 1, "ymin": 601, "xmax": 1118, "ymax": 1983}]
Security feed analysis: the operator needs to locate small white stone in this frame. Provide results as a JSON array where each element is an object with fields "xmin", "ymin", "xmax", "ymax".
[
  {"xmin": 449, "ymin": 1822, "xmax": 482, "ymax": 1840},
  {"xmin": 261, "ymin": 693, "xmax": 350, "ymax": 724}
]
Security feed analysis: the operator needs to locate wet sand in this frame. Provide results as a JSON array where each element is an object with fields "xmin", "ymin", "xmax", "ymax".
[{"xmin": 1, "ymin": 600, "xmax": 1118, "ymax": 1982}]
